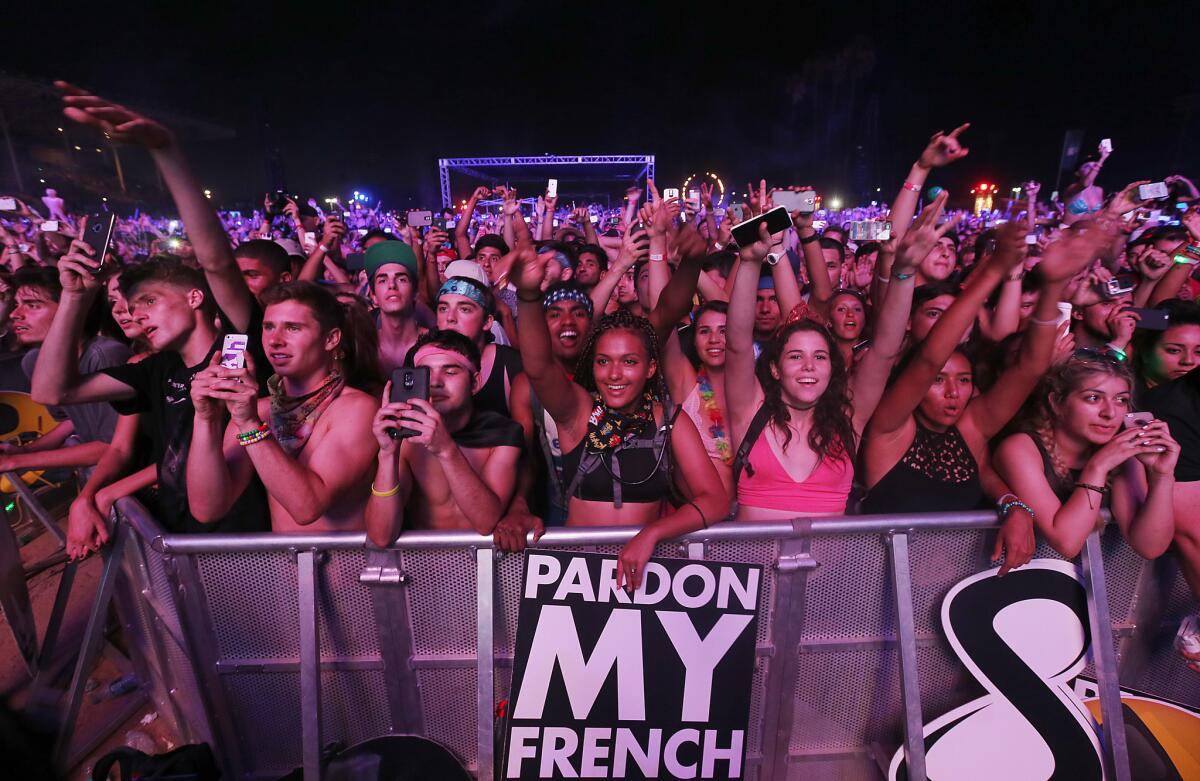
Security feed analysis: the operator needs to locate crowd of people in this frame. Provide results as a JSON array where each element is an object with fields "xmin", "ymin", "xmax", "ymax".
[{"xmin": 2, "ymin": 83, "xmax": 1200, "ymax": 670}]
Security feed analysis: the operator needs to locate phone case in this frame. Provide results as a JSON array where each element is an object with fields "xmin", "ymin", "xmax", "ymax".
[
  {"xmin": 731, "ymin": 207, "xmax": 793, "ymax": 248},
  {"xmin": 220, "ymin": 334, "xmax": 249, "ymax": 369},
  {"xmin": 389, "ymin": 367, "xmax": 430, "ymax": 439}
]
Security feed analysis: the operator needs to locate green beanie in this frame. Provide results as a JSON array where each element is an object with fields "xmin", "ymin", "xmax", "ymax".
[{"xmin": 364, "ymin": 241, "xmax": 419, "ymax": 287}]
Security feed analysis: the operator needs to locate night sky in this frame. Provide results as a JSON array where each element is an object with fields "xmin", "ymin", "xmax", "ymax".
[{"xmin": 3, "ymin": 1, "xmax": 1197, "ymax": 211}]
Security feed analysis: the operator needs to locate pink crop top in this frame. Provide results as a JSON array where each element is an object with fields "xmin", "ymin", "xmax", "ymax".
[{"xmin": 737, "ymin": 432, "xmax": 853, "ymax": 514}]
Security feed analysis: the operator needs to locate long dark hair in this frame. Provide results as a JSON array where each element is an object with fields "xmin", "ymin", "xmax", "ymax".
[
  {"xmin": 574, "ymin": 310, "xmax": 668, "ymax": 403},
  {"xmin": 755, "ymin": 319, "xmax": 855, "ymax": 461},
  {"xmin": 260, "ymin": 281, "xmax": 383, "ymax": 393}
]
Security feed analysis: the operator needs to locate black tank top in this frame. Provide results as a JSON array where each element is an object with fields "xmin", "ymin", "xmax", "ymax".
[
  {"xmin": 862, "ymin": 420, "xmax": 983, "ymax": 513},
  {"xmin": 560, "ymin": 411, "xmax": 675, "ymax": 507},
  {"xmin": 473, "ymin": 344, "xmax": 523, "ymax": 418},
  {"xmin": 1024, "ymin": 429, "xmax": 1085, "ymax": 503}
]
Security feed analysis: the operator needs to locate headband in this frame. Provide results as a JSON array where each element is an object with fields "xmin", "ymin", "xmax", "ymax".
[
  {"xmin": 413, "ymin": 345, "xmax": 477, "ymax": 372},
  {"xmin": 543, "ymin": 287, "xmax": 594, "ymax": 318},
  {"xmin": 438, "ymin": 277, "xmax": 489, "ymax": 312}
]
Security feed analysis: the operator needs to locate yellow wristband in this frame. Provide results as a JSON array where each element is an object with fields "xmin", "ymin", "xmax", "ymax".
[{"xmin": 371, "ymin": 482, "xmax": 400, "ymax": 498}]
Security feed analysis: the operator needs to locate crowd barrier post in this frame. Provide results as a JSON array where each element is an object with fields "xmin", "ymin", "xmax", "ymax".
[
  {"xmin": 363, "ymin": 549, "xmax": 425, "ymax": 734},
  {"xmin": 886, "ymin": 530, "xmax": 927, "ymax": 781},
  {"xmin": 51, "ymin": 521, "xmax": 129, "ymax": 765},
  {"xmin": 0, "ymin": 499, "xmax": 38, "ymax": 673},
  {"xmin": 475, "ymin": 546, "xmax": 496, "ymax": 781},
  {"xmin": 296, "ymin": 548, "xmax": 322, "ymax": 781},
  {"xmin": 757, "ymin": 527, "xmax": 813, "ymax": 781},
  {"xmin": 1081, "ymin": 530, "xmax": 1132, "ymax": 781}
]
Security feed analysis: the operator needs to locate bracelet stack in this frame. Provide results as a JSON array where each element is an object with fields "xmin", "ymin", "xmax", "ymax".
[{"xmin": 237, "ymin": 422, "xmax": 271, "ymax": 447}]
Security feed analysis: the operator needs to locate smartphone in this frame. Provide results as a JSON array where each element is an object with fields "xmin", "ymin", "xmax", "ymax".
[
  {"xmin": 1105, "ymin": 275, "xmax": 1136, "ymax": 297},
  {"xmin": 731, "ymin": 206, "xmax": 793, "ymax": 248},
  {"xmin": 344, "ymin": 252, "xmax": 365, "ymax": 272},
  {"xmin": 663, "ymin": 188, "xmax": 680, "ymax": 200},
  {"xmin": 589, "ymin": 215, "xmax": 598, "ymax": 224},
  {"xmin": 82, "ymin": 212, "xmax": 117, "ymax": 268},
  {"xmin": 1099, "ymin": 138, "xmax": 1113, "ymax": 155},
  {"xmin": 41, "ymin": 220, "xmax": 60, "ymax": 232},
  {"xmin": 848, "ymin": 221, "xmax": 892, "ymax": 241},
  {"xmin": 729, "ymin": 204, "xmax": 746, "ymax": 222},
  {"xmin": 388, "ymin": 366, "xmax": 431, "ymax": 439},
  {"xmin": 547, "ymin": 179, "xmax": 558, "ymax": 199},
  {"xmin": 0, "ymin": 198, "xmax": 16, "ymax": 212},
  {"xmin": 1123, "ymin": 411, "xmax": 1153, "ymax": 429},
  {"xmin": 1055, "ymin": 302, "xmax": 1073, "ymax": 327},
  {"xmin": 1025, "ymin": 233, "xmax": 1040, "ymax": 245},
  {"xmin": 357, "ymin": 228, "xmax": 369, "ymax": 237},
  {"xmin": 407, "ymin": 210, "xmax": 432, "ymax": 228},
  {"xmin": 220, "ymin": 334, "xmax": 249, "ymax": 370},
  {"xmin": 686, "ymin": 189, "xmax": 700, "ymax": 206},
  {"xmin": 1138, "ymin": 182, "xmax": 1169, "ymax": 201},
  {"xmin": 771, "ymin": 190, "xmax": 805, "ymax": 213},
  {"xmin": 1129, "ymin": 307, "xmax": 1170, "ymax": 331}
]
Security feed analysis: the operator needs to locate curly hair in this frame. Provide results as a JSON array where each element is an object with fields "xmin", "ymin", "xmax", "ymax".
[
  {"xmin": 755, "ymin": 319, "xmax": 856, "ymax": 461},
  {"xmin": 1028, "ymin": 355, "xmax": 1133, "ymax": 487},
  {"xmin": 574, "ymin": 310, "xmax": 668, "ymax": 402}
]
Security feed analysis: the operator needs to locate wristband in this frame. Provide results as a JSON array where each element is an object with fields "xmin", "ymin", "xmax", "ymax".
[
  {"xmin": 317, "ymin": 244, "xmax": 331, "ymax": 254},
  {"xmin": 876, "ymin": 274, "xmax": 890, "ymax": 284},
  {"xmin": 1027, "ymin": 314, "xmax": 1058, "ymax": 327},
  {"xmin": 893, "ymin": 271, "xmax": 915, "ymax": 280},
  {"xmin": 765, "ymin": 252, "xmax": 783, "ymax": 266},
  {"xmin": 799, "ymin": 232, "xmax": 820, "ymax": 245},
  {"xmin": 1105, "ymin": 344, "xmax": 1127, "ymax": 362},
  {"xmin": 649, "ymin": 253, "xmax": 665, "ymax": 262},
  {"xmin": 371, "ymin": 482, "xmax": 401, "ymax": 498},
  {"xmin": 901, "ymin": 181, "xmax": 921, "ymax": 193}
]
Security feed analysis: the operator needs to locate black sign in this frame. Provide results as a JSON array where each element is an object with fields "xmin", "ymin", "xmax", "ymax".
[{"xmin": 502, "ymin": 550, "xmax": 761, "ymax": 780}]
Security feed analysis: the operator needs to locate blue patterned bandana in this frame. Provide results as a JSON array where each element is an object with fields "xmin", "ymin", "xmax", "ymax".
[{"xmin": 438, "ymin": 277, "xmax": 489, "ymax": 311}]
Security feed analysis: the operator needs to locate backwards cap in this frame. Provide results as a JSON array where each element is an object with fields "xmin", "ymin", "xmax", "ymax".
[{"xmin": 364, "ymin": 241, "xmax": 419, "ymax": 287}]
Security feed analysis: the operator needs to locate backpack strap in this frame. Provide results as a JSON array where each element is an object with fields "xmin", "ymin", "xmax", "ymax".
[
  {"xmin": 729, "ymin": 404, "xmax": 773, "ymax": 516},
  {"xmin": 530, "ymin": 389, "xmax": 566, "ymax": 509}
]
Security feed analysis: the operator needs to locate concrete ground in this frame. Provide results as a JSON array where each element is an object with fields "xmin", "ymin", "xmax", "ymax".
[{"xmin": 1, "ymin": 495, "xmax": 182, "ymax": 780}]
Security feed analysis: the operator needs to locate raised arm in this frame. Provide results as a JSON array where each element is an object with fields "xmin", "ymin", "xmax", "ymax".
[
  {"xmin": 726, "ymin": 222, "xmax": 775, "ymax": 442},
  {"xmin": 647, "ymin": 226, "xmax": 706, "ymax": 349},
  {"xmin": 511, "ymin": 239, "xmax": 591, "ymax": 426},
  {"xmin": 31, "ymin": 243, "xmax": 134, "ymax": 406},
  {"xmin": 57, "ymin": 82, "xmax": 256, "ymax": 332},
  {"xmin": 890, "ymin": 124, "xmax": 970, "ymax": 243},
  {"xmin": 456, "ymin": 186, "xmax": 490, "ymax": 259},
  {"xmin": 497, "ymin": 186, "xmax": 532, "ymax": 246},
  {"xmin": 589, "ymin": 226, "xmax": 645, "ymax": 318},
  {"xmin": 867, "ymin": 199, "xmax": 1012, "ymax": 438},
  {"xmin": 969, "ymin": 224, "xmax": 1109, "ymax": 438}
]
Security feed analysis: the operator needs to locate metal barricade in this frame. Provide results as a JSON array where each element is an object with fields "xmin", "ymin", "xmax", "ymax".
[{"xmin": 101, "ymin": 499, "xmax": 1198, "ymax": 781}]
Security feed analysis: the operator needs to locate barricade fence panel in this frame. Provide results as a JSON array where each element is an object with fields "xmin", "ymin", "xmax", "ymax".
[{"xmin": 110, "ymin": 500, "xmax": 1199, "ymax": 781}]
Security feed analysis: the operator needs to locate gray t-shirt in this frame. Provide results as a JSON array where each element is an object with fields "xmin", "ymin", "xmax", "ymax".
[{"xmin": 22, "ymin": 336, "xmax": 130, "ymax": 443}]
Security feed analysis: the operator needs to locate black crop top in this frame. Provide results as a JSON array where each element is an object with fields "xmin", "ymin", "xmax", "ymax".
[{"xmin": 560, "ymin": 409, "xmax": 677, "ymax": 507}]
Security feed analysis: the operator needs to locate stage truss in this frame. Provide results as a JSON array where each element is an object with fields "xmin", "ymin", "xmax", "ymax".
[{"xmin": 437, "ymin": 155, "xmax": 655, "ymax": 208}]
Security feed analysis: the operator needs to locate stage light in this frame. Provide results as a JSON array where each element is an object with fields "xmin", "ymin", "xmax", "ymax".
[
  {"xmin": 73, "ymin": 145, "xmax": 81, "ymax": 150},
  {"xmin": 830, "ymin": 197, "xmax": 842, "ymax": 210},
  {"xmin": 56, "ymin": 127, "xmax": 63, "ymax": 132},
  {"xmin": 204, "ymin": 189, "xmax": 212, "ymax": 199}
]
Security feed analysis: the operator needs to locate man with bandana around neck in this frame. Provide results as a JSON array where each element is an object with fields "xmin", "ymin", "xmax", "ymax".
[
  {"xmin": 185, "ymin": 282, "xmax": 381, "ymax": 533},
  {"xmin": 365, "ymin": 330, "xmax": 523, "ymax": 543}
]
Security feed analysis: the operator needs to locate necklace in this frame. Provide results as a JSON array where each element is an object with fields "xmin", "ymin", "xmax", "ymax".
[{"xmin": 696, "ymin": 367, "xmax": 732, "ymax": 465}]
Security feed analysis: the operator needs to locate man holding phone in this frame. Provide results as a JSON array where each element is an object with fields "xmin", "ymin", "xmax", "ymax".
[
  {"xmin": 365, "ymin": 330, "xmax": 522, "ymax": 545},
  {"xmin": 185, "ymin": 282, "xmax": 380, "ymax": 533}
]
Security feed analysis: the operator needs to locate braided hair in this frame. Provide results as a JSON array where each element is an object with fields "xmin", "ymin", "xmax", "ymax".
[
  {"xmin": 1029, "ymin": 355, "xmax": 1133, "ymax": 488},
  {"xmin": 574, "ymin": 310, "xmax": 669, "ymax": 403},
  {"xmin": 755, "ymin": 319, "xmax": 856, "ymax": 461}
]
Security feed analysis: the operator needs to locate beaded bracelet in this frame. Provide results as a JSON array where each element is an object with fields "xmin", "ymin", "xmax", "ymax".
[
  {"xmin": 237, "ymin": 422, "xmax": 271, "ymax": 447},
  {"xmin": 999, "ymin": 499, "xmax": 1036, "ymax": 522}
]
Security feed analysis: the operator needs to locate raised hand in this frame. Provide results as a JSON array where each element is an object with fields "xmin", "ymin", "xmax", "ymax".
[
  {"xmin": 1036, "ymin": 221, "xmax": 1116, "ymax": 283},
  {"xmin": 1107, "ymin": 181, "xmax": 1153, "ymax": 216},
  {"xmin": 746, "ymin": 179, "xmax": 768, "ymax": 216},
  {"xmin": 56, "ymin": 81, "xmax": 174, "ymax": 149},
  {"xmin": 674, "ymin": 224, "xmax": 708, "ymax": 262},
  {"xmin": 57, "ymin": 237, "xmax": 103, "ymax": 297},
  {"xmin": 894, "ymin": 191, "xmax": 956, "ymax": 272},
  {"xmin": 371, "ymin": 386, "xmax": 407, "ymax": 455},
  {"xmin": 470, "ymin": 186, "xmax": 491, "ymax": 202},
  {"xmin": 509, "ymin": 239, "xmax": 548, "ymax": 297},
  {"xmin": 398, "ymin": 398, "xmax": 454, "ymax": 457},
  {"xmin": 917, "ymin": 123, "xmax": 971, "ymax": 170}
]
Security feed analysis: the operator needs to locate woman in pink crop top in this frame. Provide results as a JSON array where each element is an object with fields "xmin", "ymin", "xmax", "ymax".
[{"xmin": 725, "ymin": 193, "xmax": 934, "ymax": 521}]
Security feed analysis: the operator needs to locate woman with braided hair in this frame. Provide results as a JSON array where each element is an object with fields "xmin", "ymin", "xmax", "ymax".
[
  {"xmin": 994, "ymin": 354, "xmax": 1180, "ymax": 559},
  {"xmin": 510, "ymin": 237, "xmax": 727, "ymax": 589}
]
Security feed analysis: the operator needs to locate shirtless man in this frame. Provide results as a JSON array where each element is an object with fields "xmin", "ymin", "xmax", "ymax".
[
  {"xmin": 365, "ymin": 330, "xmax": 522, "ymax": 545},
  {"xmin": 186, "ymin": 282, "xmax": 379, "ymax": 532},
  {"xmin": 366, "ymin": 240, "xmax": 425, "ymax": 374}
]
